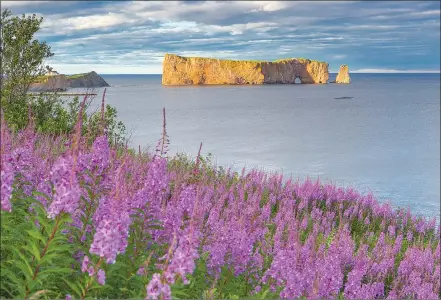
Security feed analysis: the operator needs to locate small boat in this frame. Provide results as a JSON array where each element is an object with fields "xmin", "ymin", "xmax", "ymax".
[{"xmin": 334, "ymin": 96, "xmax": 354, "ymax": 99}]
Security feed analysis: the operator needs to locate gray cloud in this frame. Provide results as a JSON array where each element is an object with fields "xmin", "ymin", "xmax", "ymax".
[{"xmin": 4, "ymin": 0, "xmax": 439, "ymax": 73}]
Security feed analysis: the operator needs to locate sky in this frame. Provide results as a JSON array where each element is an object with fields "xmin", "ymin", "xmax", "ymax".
[{"xmin": 2, "ymin": 0, "xmax": 440, "ymax": 74}]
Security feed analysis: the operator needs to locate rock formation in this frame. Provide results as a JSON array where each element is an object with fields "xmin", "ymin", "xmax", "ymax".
[
  {"xmin": 29, "ymin": 71, "xmax": 110, "ymax": 92},
  {"xmin": 29, "ymin": 74, "xmax": 68, "ymax": 92},
  {"xmin": 335, "ymin": 65, "xmax": 351, "ymax": 84},
  {"xmin": 67, "ymin": 71, "xmax": 110, "ymax": 88},
  {"xmin": 162, "ymin": 54, "xmax": 329, "ymax": 85}
]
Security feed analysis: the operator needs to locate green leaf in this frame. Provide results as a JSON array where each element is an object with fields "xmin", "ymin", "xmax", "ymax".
[
  {"xmin": 26, "ymin": 228, "xmax": 46, "ymax": 244},
  {"xmin": 35, "ymin": 214, "xmax": 51, "ymax": 234},
  {"xmin": 260, "ymin": 288, "xmax": 271, "ymax": 299},
  {"xmin": 62, "ymin": 279, "xmax": 82, "ymax": 298},
  {"xmin": 27, "ymin": 279, "xmax": 42, "ymax": 293},
  {"xmin": 1, "ymin": 267, "xmax": 27, "ymax": 296},
  {"xmin": 8, "ymin": 246, "xmax": 34, "ymax": 280},
  {"xmin": 22, "ymin": 243, "xmax": 41, "ymax": 262},
  {"xmin": 171, "ymin": 288, "xmax": 190, "ymax": 297},
  {"xmin": 59, "ymin": 213, "xmax": 73, "ymax": 224},
  {"xmin": 29, "ymin": 289, "xmax": 50, "ymax": 300},
  {"xmin": 44, "ymin": 242, "xmax": 72, "ymax": 255},
  {"xmin": 39, "ymin": 267, "xmax": 74, "ymax": 277},
  {"xmin": 39, "ymin": 253, "xmax": 58, "ymax": 265},
  {"xmin": 0, "ymin": 283, "xmax": 15, "ymax": 299}
]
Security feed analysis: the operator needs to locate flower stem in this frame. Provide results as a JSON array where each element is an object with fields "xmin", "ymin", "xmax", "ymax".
[{"xmin": 25, "ymin": 214, "xmax": 62, "ymax": 299}]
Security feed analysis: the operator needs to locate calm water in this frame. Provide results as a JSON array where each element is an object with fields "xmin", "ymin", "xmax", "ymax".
[{"xmin": 72, "ymin": 73, "xmax": 440, "ymax": 221}]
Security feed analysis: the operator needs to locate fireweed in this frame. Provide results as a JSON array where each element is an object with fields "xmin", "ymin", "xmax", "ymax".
[{"xmin": 1, "ymin": 113, "xmax": 440, "ymax": 300}]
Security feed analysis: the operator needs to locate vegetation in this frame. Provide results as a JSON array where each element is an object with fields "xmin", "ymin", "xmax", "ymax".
[
  {"xmin": 274, "ymin": 57, "xmax": 326, "ymax": 64},
  {"xmin": 1, "ymin": 9, "xmax": 53, "ymax": 104},
  {"xmin": 0, "ymin": 8, "xmax": 126, "ymax": 146},
  {"xmin": 1, "ymin": 9, "xmax": 439, "ymax": 300},
  {"xmin": 169, "ymin": 53, "xmax": 325, "ymax": 64},
  {"xmin": 1, "ymin": 109, "xmax": 440, "ymax": 299},
  {"xmin": 33, "ymin": 75, "xmax": 51, "ymax": 84},
  {"xmin": 66, "ymin": 73, "xmax": 89, "ymax": 80}
]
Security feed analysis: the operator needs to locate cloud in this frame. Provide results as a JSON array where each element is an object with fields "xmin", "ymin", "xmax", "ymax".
[
  {"xmin": 409, "ymin": 9, "xmax": 440, "ymax": 16},
  {"xmin": 352, "ymin": 69, "xmax": 440, "ymax": 74},
  {"xmin": 49, "ymin": 63, "xmax": 161, "ymax": 74},
  {"xmin": 4, "ymin": 0, "xmax": 439, "ymax": 73},
  {"xmin": 332, "ymin": 55, "xmax": 347, "ymax": 60},
  {"xmin": 247, "ymin": 1, "xmax": 295, "ymax": 13},
  {"xmin": 1, "ymin": 1, "xmax": 50, "ymax": 7}
]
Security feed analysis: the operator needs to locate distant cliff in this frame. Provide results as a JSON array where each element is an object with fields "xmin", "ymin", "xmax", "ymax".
[
  {"xmin": 67, "ymin": 71, "xmax": 110, "ymax": 88},
  {"xmin": 162, "ymin": 54, "xmax": 329, "ymax": 85},
  {"xmin": 29, "ymin": 71, "xmax": 109, "ymax": 92},
  {"xmin": 29, "ymin": 74, "xmax": 68, "ymax": 92}
]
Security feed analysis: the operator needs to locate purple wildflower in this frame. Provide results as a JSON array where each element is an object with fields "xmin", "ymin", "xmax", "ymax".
[
  {"xmin": 1, "ymin": 158, "xmax": 14, "ymax": 212},
  {"xmin": 407, "ymin": 230, "xmax": 413, "ymax": 242},
  {"xmin": 46, "ymin": 155, "xmax": 81, "ymax": 218},
  {"xmin": 146, "ymin": 273, "xmax": 165, "ymax": 300},
  {"xmin": 81, "ymin": 255, "xmax": 90, "ymax": 273},
  {"xmin": 388, "ymin": 225, "xmax": 396, "ymax": 237},
  {"xmin": 97, "ymin": 269, "xmax": 106, "ymax": 285},
  {"xmin": 90, "ymin": 205, "xmax": 130, "ymax": 264}
]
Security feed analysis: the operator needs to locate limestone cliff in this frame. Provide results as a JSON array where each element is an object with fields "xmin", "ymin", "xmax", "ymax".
[
  {"xmin": 67, "ymin": 71, "xmax": 110, "ymax": 88},
  {"xmin": 29, "ymin": 74, "xmax": 68, "ymax": 92},
  {"xmin": 335, "ymin": 65, "xmax": 351, "ymax": 84},
  {"xmin": 162, "ymin": 54, "xmax": 329, "ymax": 85}
]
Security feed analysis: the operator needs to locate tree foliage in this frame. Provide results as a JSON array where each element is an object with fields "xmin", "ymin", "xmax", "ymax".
[
  {"xmin": 0, "ymin": 8, "xmax": 127, "ymax": 146},
  {"xmin": 1, "ymin": 8, "xmax": 53, "ymax": 103}
]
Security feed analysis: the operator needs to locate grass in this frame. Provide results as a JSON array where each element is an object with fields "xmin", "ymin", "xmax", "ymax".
[
  {"xmin": 274, "ymin": 57, "xmax": 326, "ymax": 64},
  {"xmin": 33, "ymin": 75, "xmax": 50, "ymax": 83},
  {"xmin": 31, "ymin": 73, "xmax": 90, "ymax": 83},
  {"xmin": 66, "ymin": 73, "xmax": 88, "ymax": 79},
  {"xmin": 166, "ymin": 53, "xmax": 327, "ymax": 65}
]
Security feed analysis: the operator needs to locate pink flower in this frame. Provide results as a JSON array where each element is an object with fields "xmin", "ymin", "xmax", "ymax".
[
  {"xmin": 97, "ymin": 269, "xmax": 106, "ymax": 285},
  {"xmin": 146, "ymin": 273, "xmax": 163, "ymax": 300},
  {"xmin": 81, "ymin": 255, "xmax": 90, "ymax": 273},
  {"xmin": 47, "ymin": 155, "xmax": 81, "ymax": 218},
  {"xmin": 1, "ymin": 158, "xmax": 14, "ymax": 212}
]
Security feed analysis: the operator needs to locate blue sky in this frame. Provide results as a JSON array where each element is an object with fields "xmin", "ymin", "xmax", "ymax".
[{"xmin": 3, "ymin": 0, "xmax": 440, "ymax": 74}]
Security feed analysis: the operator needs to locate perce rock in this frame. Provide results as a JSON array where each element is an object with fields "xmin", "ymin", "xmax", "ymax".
[
  {"xmin": 162, "ymin": 54, "xmax": 330, "ymax": 85},
  {"xmin": 335, "ymin": 65, "xmax": 351, "ymax": 84}
]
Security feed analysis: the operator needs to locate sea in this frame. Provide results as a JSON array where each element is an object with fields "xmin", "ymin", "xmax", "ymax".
[{"xmin": 70, "ymin": 73, "xmax": 440, "ymax": 222}]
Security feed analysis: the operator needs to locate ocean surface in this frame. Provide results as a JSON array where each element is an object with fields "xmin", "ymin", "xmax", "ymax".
[{"xmin": 71, "ymin": 73, "xmax": 440, "ymax": 221}]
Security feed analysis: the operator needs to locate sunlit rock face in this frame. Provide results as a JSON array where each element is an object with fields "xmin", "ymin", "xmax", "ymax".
[
  {"xmin": 162, "ymin": 54, "xmax": 330, "ymax": 85},
  {"xmin": 335, "ymin": 65, "xmax": 351, "ymax": 84},
  {"xmin": 29, "ymin": 74, "xmax": 68, "ymax": 92}
]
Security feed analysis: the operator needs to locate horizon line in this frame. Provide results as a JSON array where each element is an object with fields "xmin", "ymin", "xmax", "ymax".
[{"xmin": 77, "ymin": 71, "xmax": 441, "ymax": 75}]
